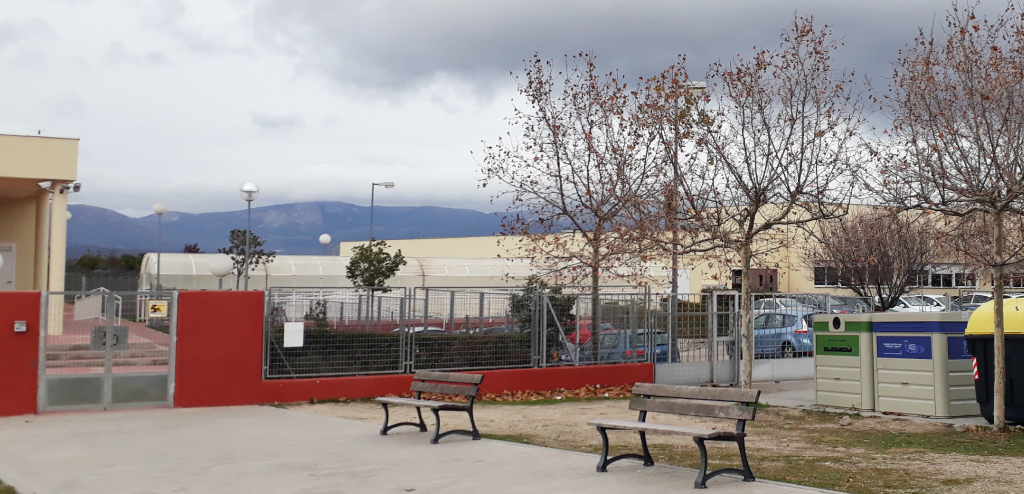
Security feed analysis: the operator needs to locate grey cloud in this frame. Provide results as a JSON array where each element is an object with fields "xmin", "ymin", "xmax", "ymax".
[
  {"xmin": 49, "ymin": 93, "xmax": 88, "ymax": 119},
  {"xmin": 254, "ymin": 0, "xmax": 986, "ymax": 98},
  {"xmin": 104, "ymin": 41, "xmax": 168, "ymax": 65},
  {"xmin": 252, "ymin": 113, "xmax": 305, "ymax": 132},
  {"xmin": 0, "ymin": 18, "xmax": 55, "ymax": 52}
]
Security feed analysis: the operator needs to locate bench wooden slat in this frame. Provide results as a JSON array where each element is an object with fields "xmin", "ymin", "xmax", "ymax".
[
  {"xmin": 628, "ymin": 397, "xmax": 756, "ymax": 421},
  {"xmin": 587, "ymin": 419, "xmax": 744, "ymax": 439},
  {"xmin": 632, "ymin": 383, "xmax": 760, "ymax": 404},
  {"xmin": 376, "ymin": 397, "xmax": 470, "ymax": 410},
  {"xmin": 410, "ymin": 381, "xmax": 479, "ymax": 397},
  {"xmin": 413, "ymin": 370, "xmax": 484, "ymax": 384}
]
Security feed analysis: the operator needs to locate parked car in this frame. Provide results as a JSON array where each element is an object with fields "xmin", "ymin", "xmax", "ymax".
[
  {"xmin": 479, "ymin": 325, "xmax": 521, "ymax": 335},
  {"xmin": 918, "ymin": 294, "xmax": 953, "ymax": 311},
  {"xmin": 565, "ymin": 321, "xmax": 615, "ymax": 345},
  {"xmin": 789, "ymin": 294, "xmax": 868, "ymax": 314},
  {"xmin": 752, "ymin": 297, "xmax": 817, "ymax": 314},
  {"xmin": 392, "ymin": 326, "xmax": 446, "ymax": 334},
  {"xmin": 726, "ymin": 311, "xmax": 814, "ymax": 359},
  {"xmin": 559, "ymin": 329, "xmax": 675, "ymax": 363},
  {"xmin": 886, "ymin": 296, "xmax": 942, "ymax": 313},
  {"xmin": 952, "ymin": 293, "xmax": 994, "ymax": 311}
]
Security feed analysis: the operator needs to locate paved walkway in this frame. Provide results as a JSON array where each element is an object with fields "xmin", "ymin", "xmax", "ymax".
[{"xmin": 0, "ymin": 406, "xmax": 840, "ymax": 494}]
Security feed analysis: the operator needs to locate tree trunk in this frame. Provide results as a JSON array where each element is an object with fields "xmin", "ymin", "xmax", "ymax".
[
  {"xmin": 993, "ymin": 210, "xmax": 1007, "ymax": 430},
  {"xmin": 739, "ymin": 242, "xmax": 754, "ymax": 389},
  {"xmin": 590, "ymin": 248, "xmax": 602, "ymax": 359}
]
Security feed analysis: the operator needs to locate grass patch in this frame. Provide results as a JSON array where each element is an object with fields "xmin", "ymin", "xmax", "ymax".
[
  {"xmin": 481, "ymin": 433, "xmax": 534, "ymax": 444},
  {"xmin": 0, "ymin": 479, "xmax": 18, "ymax": 494},
  {"xmin": 479, "ymin": 396, "xmax": 630, "ymax": 406}
]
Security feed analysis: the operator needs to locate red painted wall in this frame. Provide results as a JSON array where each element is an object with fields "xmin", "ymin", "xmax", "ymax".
[
  {"xmin": 0, "ymin": 292, "xmax": 40, "ymax": 417},
  {"xmin": 174, "ymin": 291, "xmax": 653, "ymax": 408}
]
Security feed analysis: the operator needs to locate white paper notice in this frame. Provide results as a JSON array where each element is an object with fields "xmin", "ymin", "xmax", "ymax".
[{"xmin": 284, "ymin": 322, "xmax": 304, "ymax": 348}]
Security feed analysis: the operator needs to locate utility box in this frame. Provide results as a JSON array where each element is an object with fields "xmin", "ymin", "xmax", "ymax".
[
  {"xmin": 872, "ymin": 312, "xmax": 979, "ymax": 418},
  {"xmin": 966, "ymin": 299, "xmax": 1024, "ymax": 424},
  {"xmin": 814, "ymin": 313, "xmax": 875, "ymax": 410}
]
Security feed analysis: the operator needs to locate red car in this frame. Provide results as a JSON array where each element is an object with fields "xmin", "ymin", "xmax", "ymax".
[{"xmin": 566, "ymin": 321, "xmax": 615, "ymax": 345}]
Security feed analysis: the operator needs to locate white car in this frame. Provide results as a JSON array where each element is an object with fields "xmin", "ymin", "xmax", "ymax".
[
  {"xmin": 886, "ymin": 296, "xmax": 942, "ymax": 313},
  {"xmin": 918, "ymin": 294, "xmax": 952, "ymax": 311}
]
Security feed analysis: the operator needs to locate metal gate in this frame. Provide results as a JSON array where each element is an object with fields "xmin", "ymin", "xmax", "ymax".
[
  {"xmin": 653, "ymin": 292, "xmax": 739, "ymax": 385},
  {"xmin": 38, "ymin": 291, "xmax": 176, "ymax": 411}
]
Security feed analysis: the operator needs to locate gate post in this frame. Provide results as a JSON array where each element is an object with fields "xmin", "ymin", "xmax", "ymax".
[{"xmin": 710, "ymin": 292, "xmax": 718, "ymax": 384}]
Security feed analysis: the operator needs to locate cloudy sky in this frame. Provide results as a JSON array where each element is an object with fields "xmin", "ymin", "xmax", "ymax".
[{"xmin": 0, "ymin": 0, "xmax": 999, "ymax": 217}]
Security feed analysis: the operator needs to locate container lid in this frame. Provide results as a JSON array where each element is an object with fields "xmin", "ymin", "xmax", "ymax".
[
  {"xmin": 872, "ymin": 312, "xmax": 970, "ymax": 334},
  {"xmin": 966, "ymin": 298, "xmax": 1024, "ymax": 335},
  {"xmin": 812, "ymin": 313, "xmax": 872, "ymax": 333}
]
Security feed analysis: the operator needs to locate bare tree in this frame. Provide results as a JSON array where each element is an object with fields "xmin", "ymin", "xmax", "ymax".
[
  {"xmin": 803, "ymin": 210, "xmax": 936, "ymax": 310},
  {"xmin": 869, "ymin": 2, "xmax": 1024, "ymax": 428},
  {"xmin": 692, "ymin": 16, "xmax": 867, "ymax": 388},
  {"xmin": 480, "ymin": 53, "xmax": 660, "ymax": 355},
  {"xmin": 631, "ymin": 61, "xmax": 719, "ymax": 359}
]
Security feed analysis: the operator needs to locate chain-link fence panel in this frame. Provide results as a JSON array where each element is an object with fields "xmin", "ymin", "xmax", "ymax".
[{"xmin": 264, "ymin": 287, "xmax": 408, "ymax": 379}]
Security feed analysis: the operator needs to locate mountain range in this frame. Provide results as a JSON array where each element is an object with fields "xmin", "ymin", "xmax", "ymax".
[{"xmin": 67, "ymin": 202, "xmax": 508, "ymax": 257}]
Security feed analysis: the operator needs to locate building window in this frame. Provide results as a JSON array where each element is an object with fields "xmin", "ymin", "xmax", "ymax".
[{"xmin": 813, "ymin": 266, "xmax": 840, "ymax": 287}]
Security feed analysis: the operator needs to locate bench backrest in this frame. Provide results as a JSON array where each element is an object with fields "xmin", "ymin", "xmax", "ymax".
[
  {"xmin": 629, "ymin": 383, "xmax": 760, "ymax": 422},
  {"xmin": 410, "ymin": 371, "xmax": 484, "ymax": 398}
]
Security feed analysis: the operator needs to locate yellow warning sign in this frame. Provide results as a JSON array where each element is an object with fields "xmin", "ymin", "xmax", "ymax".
[{"xmin": 148, "ymin": 300, "xmax": 169, "ymax": 318}]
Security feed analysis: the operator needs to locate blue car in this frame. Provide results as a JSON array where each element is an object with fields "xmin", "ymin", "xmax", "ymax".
[
  {"xmin": 559, "ymin": 329, "xmax": 676, "ymax": 363},
  {"xmin": 727, "ymin": 311, "xmax": 815, "ymax": 358}
]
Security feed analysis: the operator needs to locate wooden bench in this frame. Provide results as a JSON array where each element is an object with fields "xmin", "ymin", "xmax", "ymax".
[
  {"xmin": 587, "ymin": 383, "xmax": 761, "ymax": 489},
  {"xmin": 375, "ymin": 371, "xmax": 484, "ymax": 444}
]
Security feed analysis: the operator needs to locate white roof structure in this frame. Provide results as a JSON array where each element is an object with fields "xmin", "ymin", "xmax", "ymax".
[{"xmin": 138, "ymin": 254, "xmax": 680, "ymax": 292}]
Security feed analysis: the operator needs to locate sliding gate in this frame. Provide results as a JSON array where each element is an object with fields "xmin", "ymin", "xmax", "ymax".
[
  {"xmin": 38, "ymin": 291, "xmax": 176, "ymax": 411},
  {"xmin": 653, "ymin": 292, "xmax": 740, "ymax": 386}
]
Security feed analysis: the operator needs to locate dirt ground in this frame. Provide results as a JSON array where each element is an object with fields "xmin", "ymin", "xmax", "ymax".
[{"xmin": 291, "ymin": 398, "xmax": 1024, "ymax": 494}]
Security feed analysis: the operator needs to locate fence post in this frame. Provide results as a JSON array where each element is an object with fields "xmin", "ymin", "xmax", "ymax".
[
  {"xmin": 448, "ymin": 291, "xmax": 456, "ymax": 332},
  {"xmin": 710, "ymin": 291, "xmax": 718, "ymax": 384},
  {"xmin": 478, "ymin": 292, "xmax": 485, "ymax": 332},
  {"xmin": 423, "ymin": 289, "xmax": 429, "ymax": 331}
]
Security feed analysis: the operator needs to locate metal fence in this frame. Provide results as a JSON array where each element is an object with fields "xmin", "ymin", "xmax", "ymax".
[
  {"xmin": 263, "ymin": 286, "xmax": 659, "ymax": 379},
  {"xmin": 261, "ymin": 287, "xmax": 876, "ymax": 381}
]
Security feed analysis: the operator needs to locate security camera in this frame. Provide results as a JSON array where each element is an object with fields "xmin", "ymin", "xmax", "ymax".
[{"xmin": 72, "ymin": 182, "xmax": 81, "ymax": 193}]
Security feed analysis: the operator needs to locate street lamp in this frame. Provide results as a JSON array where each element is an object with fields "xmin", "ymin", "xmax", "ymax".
[
  {"xmin": 239, "ymin": 182, "xmax": 260, "ymax": 290},
  {"xmin": 369, "ymin": 182, "xmax": 395, "ymax": 246},
  {"xmin": 153, "ymin": 203, "xmax": 168, "ymax": 292},
  {"xmin": 319, "ymin": 233, "xmax": 332, "ymax": 255},
  {"xmin": 208, "ymin": 253, "xmax": 233, "ymax": 290}
]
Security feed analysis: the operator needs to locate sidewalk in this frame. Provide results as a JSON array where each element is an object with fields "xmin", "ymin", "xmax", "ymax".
[{"xmin": 0, "ymin": 406, "xmax": 840, "ymax": 494}]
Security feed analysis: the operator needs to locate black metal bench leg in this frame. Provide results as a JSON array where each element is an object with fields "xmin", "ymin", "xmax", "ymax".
[
  {"xmin": 415, "ymin": 407, "xmax": 427, "ymax": 432},
  {"xmin": 638, "ymin": 431, "xmax": 655, "ymax": 466},
  {"xmin": 467, "ymin": 408, "xmax": 481, "ymax": 440},
  {"xmin": 430, "ymin": 408, "xmax": 444, "ymax": 444},
  {"xmin": 596, "ymin": 427, "xmax": 611, "ymax": 473},
  {"xmin": 737, "ymin": 438, "xmax": 755, "ymax": 482},
  {"xmin": 693, "ymin": 437, "xmax": 710, "ymax": 489},
  {"xmin": 379, "ymin": 403, "xmax": 390, "ymax": 436}
]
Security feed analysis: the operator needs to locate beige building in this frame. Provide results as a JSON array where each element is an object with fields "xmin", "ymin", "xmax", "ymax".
[
  {"xmin": 338, "ymin": 227, "xmax": 978, "ymax": 297},
  {"xmin": 0, "ymin": 134, "xmax": 80, "ymax": 291}
]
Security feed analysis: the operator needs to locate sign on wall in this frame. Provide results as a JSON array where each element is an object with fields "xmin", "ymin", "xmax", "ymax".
[
  {"xmin": 284, "ymin": 321, "xmax": 304, "ymax": 348},
  {"xmin": 877, "ymin": 336, "xmax": 932, "ymax": 359},
  {"xmin": 147, "ymin": 300, "xmax": 169, "ymax": 318}
]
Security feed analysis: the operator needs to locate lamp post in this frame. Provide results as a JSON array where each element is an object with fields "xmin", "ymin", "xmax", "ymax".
[
  {"xmin": 153, "ymin": 203, "xmax": 168, "ymax": 292},
  {"xmin": 239, "ymin": 182, "xmax": 260, "ymax": 290},
  {"xmin": 319, "ymin": 233, "xmax": 332, "ymax": 255},
  {"xmin": 209, "ymin": 253, "xmax": 233, "ymax": 290},
  {"xmin": 369, "ymin": 182, "xmax": 395, "ymax": 246}
]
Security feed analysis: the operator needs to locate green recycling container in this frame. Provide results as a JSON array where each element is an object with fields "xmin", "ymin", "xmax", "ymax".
[{"xmin": 814, "ymin": 314, "xmax": 875, "ymax": 410}]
